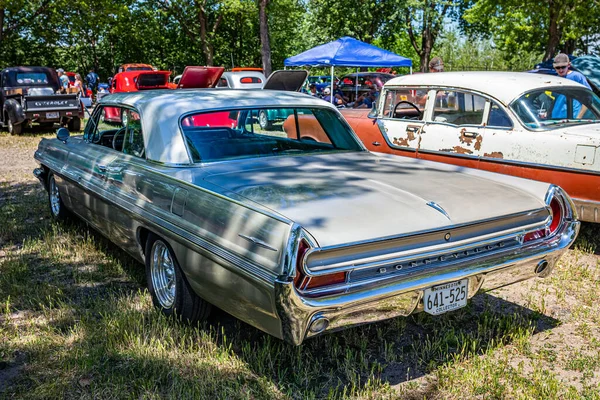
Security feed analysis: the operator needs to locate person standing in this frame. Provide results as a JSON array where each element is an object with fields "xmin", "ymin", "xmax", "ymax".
[
  {"xmin": 428, "ymin": 57, "xmax": 444, "ymax": 73},
  {"xmin": 85, "ymin": 68, "xmax": 100, "ymax": 96},
  {"xmin": 57, "ymin": 69, "xmax": 69, "ymax": 93},
  {"xmin": 73, "ymin": 74, "xmax": 84, "ymax": 95},
  {"xmin": 551, "ymin": 54, "xmax": 591, "ymax": 119}
]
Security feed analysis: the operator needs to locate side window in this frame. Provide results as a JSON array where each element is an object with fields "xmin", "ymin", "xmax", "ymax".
[
  {"xmin": 85, "ymin": 105, "xmax": 129, "ymax": 149},
  {"xmin": 432, "ymin": 91, "xmax": 486, "ymax": 126},
  {"xmin": 122, "ymin": 110, "xmax": 145, "ymax": 158},
  {"xmin": 382, "ymin": 88, "xmax": 427, "ymax": 121},
  {"xmin": 487, "ymin": 103, "xmax": 513, "ymax": 128}
]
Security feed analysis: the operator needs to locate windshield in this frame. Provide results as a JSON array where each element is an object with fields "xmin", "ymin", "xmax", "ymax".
[
  {"xmin": 510, "ymin": 87, "xmax": 600, "ymax": 130},
  {"xmin": 180, "ymin": 107, "xmax": 363, "ymax": 163}
]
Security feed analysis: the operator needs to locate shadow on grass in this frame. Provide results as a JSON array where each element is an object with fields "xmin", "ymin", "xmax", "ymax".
[{"xmin": 0, "ymin": 179, "xmax": 570, "ymax": 398}]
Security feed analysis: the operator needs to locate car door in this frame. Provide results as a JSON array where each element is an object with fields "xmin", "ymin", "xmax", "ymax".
[
  {"xmin": 101, "ymin": 108, "xmax": 156, "ymax": 255},
  {"xmin": 66, "ymin": 105, "xmax": 121, "ymax": 232},
  {"xmin": 417, "ymin": 89, "xmax": 487, "ymax": 168},
  {"xmin": 377, "ymin": 86, "xmax": 429, "ymax": 155}
]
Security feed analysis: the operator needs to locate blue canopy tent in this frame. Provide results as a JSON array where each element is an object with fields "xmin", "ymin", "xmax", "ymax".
[{"xmin": 284, "ymin": 36, "xmax": 412, "ymax": 102}]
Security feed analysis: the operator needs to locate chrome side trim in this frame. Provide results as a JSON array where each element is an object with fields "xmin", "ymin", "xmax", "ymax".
[{"xmin": 239, "ymin": 234, "xmax": 279, "ymax": 252}]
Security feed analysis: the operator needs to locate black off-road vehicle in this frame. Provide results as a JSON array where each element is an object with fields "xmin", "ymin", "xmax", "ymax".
[{"xmin": 1, "ymin": 66, "xmax": 84, "ymax": 134}]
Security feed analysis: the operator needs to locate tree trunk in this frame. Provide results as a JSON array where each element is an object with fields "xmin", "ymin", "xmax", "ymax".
[
  {"xmin": 259, "ymin": 0, "xmax": 271, "ymax": 77},
  {"xmin": 543, "ymin": 0, "xmax": 561, "ymax": 61},
  {"xmin": 198, "ymin": 4, "xmax": 213, "ymax": 65},
  {"xmin": 0, "ymin": 8, "xmax": 4, "ymax": 43}
]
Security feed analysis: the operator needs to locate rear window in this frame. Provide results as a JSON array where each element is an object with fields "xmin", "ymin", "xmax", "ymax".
[
  {"xmin": 180, "ymin": 107, "xmax": 362, "ymax": 163},
  {"xmin": 16, "ymin": 72, "xmax": 50, "ymax": 85}
]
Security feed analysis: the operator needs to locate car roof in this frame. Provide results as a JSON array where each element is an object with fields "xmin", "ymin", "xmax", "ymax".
[
  {"xmin": 99, "ymin": 89, "xmax": 337, "ymax": 165},
  {"xmin": 385, "ymin": 71, "xmax": 587, "ymax": 105}
]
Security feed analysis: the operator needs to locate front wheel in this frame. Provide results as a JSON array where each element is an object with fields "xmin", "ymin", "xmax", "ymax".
[
  {"xmin": 145, "ymin": 234, "xmax": 211, "ymax": 323},
  {"xmin": 48, "ymin": 173, "xmax": 69, "ymax": 220},
  {"xmin": 258, "ymin": 110, "xmax": 272, "ymax": 129}
]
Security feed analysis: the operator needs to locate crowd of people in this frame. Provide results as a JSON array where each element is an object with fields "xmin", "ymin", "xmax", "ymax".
[
  {"xmin": 55, "ymin": 67, "xmax": 101, "ymax": 98},
  {"xmin": 308, "ymin": 81, "xmax": 380, "ymax": 109}
]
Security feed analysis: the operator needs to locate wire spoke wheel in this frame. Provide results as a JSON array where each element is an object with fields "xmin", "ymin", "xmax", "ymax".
[
  {"xmin": 150, "ymin": 240, "xmax": 176, "ymax": 308},
  {"xmin": 49, "ymin": 176, "xmax": 62, "ymax": 217}
]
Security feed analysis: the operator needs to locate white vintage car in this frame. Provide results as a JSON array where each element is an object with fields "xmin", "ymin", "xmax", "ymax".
[
  {"xmin": 346, "ymin": 72, "xmax": 600, "ymax": 223},
  {"xmin": 34, "ymin": 89, "xmax": 579, "ymax": 345}
]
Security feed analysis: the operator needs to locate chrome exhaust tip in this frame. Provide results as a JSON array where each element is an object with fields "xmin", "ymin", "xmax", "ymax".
[
  {"xmin": 308, "ymin": 316, "xmax": 329, "ymax": 334},
  {"xmin": 535, "ymin": 260, "xmax": 549, "ymax": 274}
]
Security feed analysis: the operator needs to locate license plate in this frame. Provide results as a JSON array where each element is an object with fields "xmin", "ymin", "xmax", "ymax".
[
  {"xmin": 46, "ymin": 112, "xmax": 59, "ymax": 119},
  {"xmin": 423, "ymin": 279, "xmax": 468, "ymax": 315}
]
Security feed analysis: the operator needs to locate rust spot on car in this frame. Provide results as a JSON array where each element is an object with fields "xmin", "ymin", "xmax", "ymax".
[
  {"xmin": 406, "ymin": 130, "xmax": 416, "ymax": 141},
  {"xmin": 393, "ymin": 137, "xmax": 410, "ymax": 147},
  {"xmin": 452, "ymin": 146, "xmax": 473, "ymax": 154},
  {"xmin": 483, "ymin": 151, "xmax": 504, "ymax": 159},
  {"xmin": 474, "ymin": 135, "xmax": 483, "ymax": 151},
  {"xmin": 459, "ymin": 128, "xmax": 473, "ymax": 145}
]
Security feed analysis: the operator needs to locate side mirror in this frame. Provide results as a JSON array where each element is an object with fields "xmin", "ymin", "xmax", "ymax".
[
  {"xmin": 367, "ymin": 104, "xmax": 378, "ymax": 119},
  {"xmin": 57, "ymin": 127, "xmax": 70, "ymax": 143}
]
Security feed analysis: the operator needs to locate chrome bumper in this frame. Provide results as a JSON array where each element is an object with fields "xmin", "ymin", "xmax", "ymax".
[
  {"xmin": 275, "ymin": 220, "xmax": 579, "ymax": 345},
  {"xmin": 572, "ymin": 199, "xmax": 600, "ymax": 223}
]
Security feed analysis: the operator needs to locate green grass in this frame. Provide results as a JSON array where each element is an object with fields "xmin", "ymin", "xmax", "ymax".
[{"xmin": 1, "ymin": 131, "xmax": 599, "ymax": 399}]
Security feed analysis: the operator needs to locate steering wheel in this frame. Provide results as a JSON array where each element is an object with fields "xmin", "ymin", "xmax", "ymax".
[
  {"xmin": 393, "ymin": 101, "xmax": 422, "ymax": 120},
  {"xmin": 112, "ymin": 127, "xmax": 126, "ymax": 150}
]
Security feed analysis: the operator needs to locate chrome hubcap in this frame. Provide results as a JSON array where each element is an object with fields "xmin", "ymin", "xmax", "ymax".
[
  {"xmin": 49, "ymin": 178, "xmax": 61, "ymax": 216},
  {"xmin": 259, "ymin": 112, "xmax": 267, "ymax": 127},
  {"xmin": 151, "ymin": 241, "xmax": 176, "ymax": 308}
]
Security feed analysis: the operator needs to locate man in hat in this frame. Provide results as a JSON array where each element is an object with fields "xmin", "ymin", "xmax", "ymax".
[
  {"xmin": 57, "ymin": 69, "xmax": 69, "ymax": 93},
  {"xmin": 429, "ymin": 57, "xmax": 444, "ymax": 73},
  {"xmin": 551, "ymin": 54, "xmax": 591, "ymax": 119}
]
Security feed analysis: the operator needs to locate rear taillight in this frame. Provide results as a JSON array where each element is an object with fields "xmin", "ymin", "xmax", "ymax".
[
  {"xmin": 294, "ymin": 239, "xmax": 347, "ymax": 291},
  {"xmin": 548, "ymin": 197, "xmax": 562, "ymax": 235},
  {"xmin": 523, "ymin": 197, "xmax": 563, "ymax": 243}
]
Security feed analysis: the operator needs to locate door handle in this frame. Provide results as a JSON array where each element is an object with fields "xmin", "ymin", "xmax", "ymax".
[
  {"xmin": 372, "ymin": 141, "xmax": 381, "ymax": 146},
  {"xmin": 98, "ymin": 164, "xmax": 107, "ymax": 172},
  {"xmin": 463, "ymin": 131, "xmax": 479, "ymax": 138},
  {"xmin": 406, "ymin": 125, "xmax": 420, "ymax": 133}
]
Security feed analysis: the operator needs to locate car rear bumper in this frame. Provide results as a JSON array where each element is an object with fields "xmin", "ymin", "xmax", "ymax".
[
  {"xmin": 275, "ymin": 219, "xmax": 579, "ymax": 345},
  {"xmin": 572, "ymin": 198, "xmax": 600, "ymax": 223},
  {"xmin": 24, "ymin": 108, "xmax": 82, "ymax": 122}
]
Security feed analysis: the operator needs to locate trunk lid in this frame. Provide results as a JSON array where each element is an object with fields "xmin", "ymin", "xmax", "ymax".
[{"xmin": 202, "ymin": 152, "xmax": 549, "ymax": 247}]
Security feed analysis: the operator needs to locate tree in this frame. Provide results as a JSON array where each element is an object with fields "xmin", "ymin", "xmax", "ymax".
[
  {"xmin": 395, "ymin": 0, "xmax": 457, "ymax": 72},
  {"xmin": 258, "ymin": 0, "xmax": 271, "ymax": 76},
  {"xmin": 462, "ymin": 0, "xmax": 600, "ymax": 61}
]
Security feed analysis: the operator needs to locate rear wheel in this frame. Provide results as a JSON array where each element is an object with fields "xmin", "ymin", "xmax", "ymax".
[
  {"xmin": 7, "ymin": 118, "xmax": 23, "ymax": 135},
  {"xmin": 47, "ymin": 173, "xmax": 69, "ymax": 220},
  {"xmin": 145, "ymin": 234, "xmax": 211, "ymax": 323},
  {"xmin": 68, "ymin": 117, "xmax": 81, "ymax": 132}
]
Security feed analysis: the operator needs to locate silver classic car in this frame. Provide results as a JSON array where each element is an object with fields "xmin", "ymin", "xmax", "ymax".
[{"xmin": 33, "ymin": 89, "xmax": 579, "ymax": 345}]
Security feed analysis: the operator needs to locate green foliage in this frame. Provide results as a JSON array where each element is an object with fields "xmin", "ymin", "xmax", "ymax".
[{"xmin": 0, "ymin": 0, "xmax": 596, "ymax": 79}]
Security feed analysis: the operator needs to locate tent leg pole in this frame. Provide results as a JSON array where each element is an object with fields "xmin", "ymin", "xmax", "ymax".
[
  {"xmin": 410, "ymin": 67, "xmax": 412, "ymax": 74},
  {"xmin": 330, "ymin": 66, "xmax": 334, "ymax": 104}
]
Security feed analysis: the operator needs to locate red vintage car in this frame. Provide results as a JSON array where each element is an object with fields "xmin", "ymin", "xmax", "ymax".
[{"xmin": 103, "ymin": 67, "xmax": 225, "ymax": 123}]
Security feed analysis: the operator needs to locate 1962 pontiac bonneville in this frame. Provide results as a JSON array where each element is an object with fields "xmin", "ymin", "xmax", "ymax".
[{"xmin": 33, "ymin": 89, "xmax": 579, "ymax": 345}]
